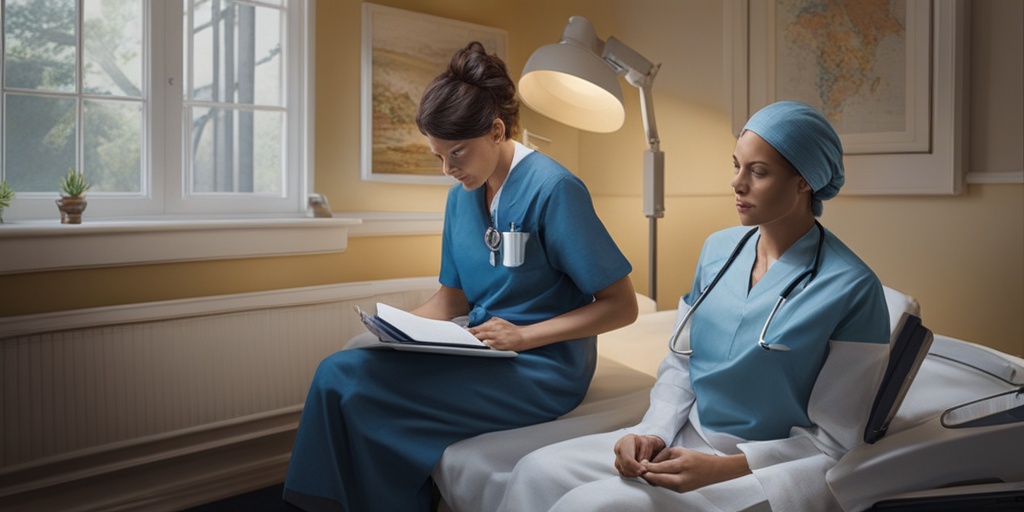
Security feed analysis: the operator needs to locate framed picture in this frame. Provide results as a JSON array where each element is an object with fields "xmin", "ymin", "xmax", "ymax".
[
  {"xmin": 360, "ymin": 4, "xmax": 508, "ymax": 184},
  {"xmin": 729, "ymin": 0, "xmax": 967, "ymax": 194}
]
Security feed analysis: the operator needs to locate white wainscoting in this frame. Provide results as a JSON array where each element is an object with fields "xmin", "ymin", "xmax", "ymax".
[{"xmin": 0, "ymin": 277, "xmax": 438, "ymax": 511}]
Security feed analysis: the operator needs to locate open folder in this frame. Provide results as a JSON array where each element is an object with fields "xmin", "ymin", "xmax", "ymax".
[{"xmin": 357, "ymin": 303, "xmax": 517, "ymax": 358}]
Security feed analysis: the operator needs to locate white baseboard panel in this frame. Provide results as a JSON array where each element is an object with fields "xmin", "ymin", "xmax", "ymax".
[{"xmin": 1, "ymin": 408, "xmax": 299, "ymax": 512}]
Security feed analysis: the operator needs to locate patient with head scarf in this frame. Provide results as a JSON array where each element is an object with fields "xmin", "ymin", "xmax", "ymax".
[{"xmin": 492, "ymin": 101, "xmax": 892, "ymax": 512}]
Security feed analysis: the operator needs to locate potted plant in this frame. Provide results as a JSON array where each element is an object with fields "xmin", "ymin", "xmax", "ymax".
[
  {"xmin": 0, "ymin": 179, "xmax": 13, "ymax": 224},
  {"xmin": 56, "ymin": 167, "xmax": 91, "ymax": 224}
]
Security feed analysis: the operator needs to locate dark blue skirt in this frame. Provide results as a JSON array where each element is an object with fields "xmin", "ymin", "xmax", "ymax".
[{"xmin": 283, "ymin": 336, "xmax": 596, "ymax": 512}]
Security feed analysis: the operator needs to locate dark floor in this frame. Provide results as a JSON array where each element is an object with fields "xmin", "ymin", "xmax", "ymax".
[{"xmin": 183, "ymin": 483, "xmax": 299, "ymax": 511}]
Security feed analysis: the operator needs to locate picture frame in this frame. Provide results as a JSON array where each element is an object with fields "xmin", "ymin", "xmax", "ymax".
[
  {"xmin": 360, "ymin": 4, "xmax": 509, "ymax": 185},
  {"xmin": 729, "ymin": 0, "xmax": 967, "ymax": 195}
]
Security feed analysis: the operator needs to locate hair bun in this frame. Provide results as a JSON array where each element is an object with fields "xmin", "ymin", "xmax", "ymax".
[
  {"xmin": 417, "ymin": 41, "xmax": 519, "ymax": 141},
  {"xmin": 449, "ymin": 41, "xmax": 507, "ymax": 89}
]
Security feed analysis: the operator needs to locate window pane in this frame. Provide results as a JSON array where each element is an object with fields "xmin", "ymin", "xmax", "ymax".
[
  {"xmin": 190, "ymin": 106, "xmax": 283, "ymax": 195},
  {"xmin": 3, "ymin": 93, "xmax": 77, "ymax": 192},
  {"xmin": 83, "ymin": 0, "xmax": 144, "ymax": 98},
  {"xmin": 84, "ymin": 98, "xmax": 143, "ymax": 193},
  {"xmin": 251, "ymin": 6, "xmax": 283, "ymax": 105},
  {"xmin": 3, "ymin": 0, "xmax": 78, "ymax": 93},
  {"xmin": 187, "ymin": 0, "xmax": 282, "ymax": 106}
]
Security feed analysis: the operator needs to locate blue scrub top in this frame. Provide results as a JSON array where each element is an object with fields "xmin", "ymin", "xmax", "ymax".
[
  {"xmin": 440, "ymin": 151, "xmax": 632, "ymax": 328},
  {"xmin": 686, "ymin": 225, "xmax": 889, "ymax": 440}
]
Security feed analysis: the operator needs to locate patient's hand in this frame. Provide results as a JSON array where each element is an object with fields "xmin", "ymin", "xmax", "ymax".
[
  {"xmin": 640, "ymin": 447, "xmax": 751, "ymax": 493},
  {"xmin": 468, "ymin": 317, "xmax": 524, "ymax": 351},
  {"xmin": 613, "ymin": 434, "xmax": 666, "ymax": 478}
]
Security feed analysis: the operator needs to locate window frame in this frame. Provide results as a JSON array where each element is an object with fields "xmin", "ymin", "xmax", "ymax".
[
  {"xmin": 0, "ymin": 0, "xmax": 328, "ymax": 275},
  {"xmin": 0, "ymin": 0, "xmax": 315, "ymax": 222}
]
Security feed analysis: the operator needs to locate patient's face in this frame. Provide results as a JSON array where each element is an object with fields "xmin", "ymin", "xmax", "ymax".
[
  {"xmin": 731, "ymin": 131, "xmax": 811, "ymax": 228},
  {"xmin": 426, "ymin": 132, "xmax": 501, "ymax": 191}
]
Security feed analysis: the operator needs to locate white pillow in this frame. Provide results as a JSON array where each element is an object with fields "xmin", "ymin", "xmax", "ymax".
[{"xmin": 882, "ymin": 286, "xmax": 921, "ymax": 334}]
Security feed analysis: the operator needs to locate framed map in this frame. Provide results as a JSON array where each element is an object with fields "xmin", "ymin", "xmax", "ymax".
[
  {"xmin": 729, "ymin": 0, "xmax": 968, "ymax": 195},
  {"xmin": 360, "ymin": 4, "xmax": 508, "ymax": 184}
]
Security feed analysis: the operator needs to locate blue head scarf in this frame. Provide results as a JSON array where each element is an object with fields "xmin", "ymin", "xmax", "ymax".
[{"xmin": 741, "ymin": 101, "xmax": 844, "ymax": 216}]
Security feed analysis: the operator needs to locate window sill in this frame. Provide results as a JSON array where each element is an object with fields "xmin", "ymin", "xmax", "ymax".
[
  {"xmin": 333, "ymin": 211, "xmax": 443, "ymax": 237},
  {"xmin": 0, "ymin": 216, "xmax": 361, "ymax": 275}
]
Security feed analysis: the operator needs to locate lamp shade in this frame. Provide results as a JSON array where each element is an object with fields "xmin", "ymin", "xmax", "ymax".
[{"xmin": 519, "ymin": 17, "xmax": 625, "ymax": 133}]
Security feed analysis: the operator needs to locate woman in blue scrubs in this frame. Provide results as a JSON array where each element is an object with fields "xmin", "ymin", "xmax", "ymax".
[
  {"xmin": 282, "ymin": 42, "xmax": 638, "ymax": 512},
  {"xmin": 497, "ymin": 101, "xmax": 892, "ymax": 512}
]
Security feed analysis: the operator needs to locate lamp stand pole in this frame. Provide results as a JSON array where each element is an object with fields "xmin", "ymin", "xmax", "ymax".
[
  {"xmin": 643, "ymin": 147, "xmax": 664, "ymax": 302},
  {"xmin": 637, "ymin": 59, "xmax": 663, "ymax": 302},
  {"xmin": 649, "ymin": 217, "xmax": 658, "ymax": 302}
]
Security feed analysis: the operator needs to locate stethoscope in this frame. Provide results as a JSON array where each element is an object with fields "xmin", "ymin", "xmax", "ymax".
[{"xmin": 669, "ymin": 221, "xmax": 826, "ymax": 355}]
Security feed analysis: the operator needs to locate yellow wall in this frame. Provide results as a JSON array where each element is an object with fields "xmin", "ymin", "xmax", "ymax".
[
  {"xmin": 0, "ymin": 236, "xmax": 441, "ymax": 316},
  {"xmin": 2, "ymin": 0, "xmax": 1021, "ymax": 357}
]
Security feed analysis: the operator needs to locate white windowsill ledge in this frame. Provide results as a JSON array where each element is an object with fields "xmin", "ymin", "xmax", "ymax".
[
  {"xmin": 0, "ymin": 216, "xmax": 361, "ymax": 275},
  {"xmin": 334, "ymin": 211, "xmax": 443, "ymax": 237},
  {"xmin": 0, "ymin": 212, "xmax": 445, "ymax": 275}
]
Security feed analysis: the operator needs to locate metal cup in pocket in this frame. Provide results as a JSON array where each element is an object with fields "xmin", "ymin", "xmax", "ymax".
[{"xmin": 501, "ymin": 231, "xmax": 529, "ymax": 267}]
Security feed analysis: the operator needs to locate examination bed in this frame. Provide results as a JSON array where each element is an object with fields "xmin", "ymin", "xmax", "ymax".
[{"xmin": 431, "ymin": 287, "xmax": 1024, "ymax": 511}]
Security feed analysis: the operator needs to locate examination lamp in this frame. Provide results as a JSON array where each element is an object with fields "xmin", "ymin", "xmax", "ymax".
[{"xmin": 519, "ymin": 16, "xmax": 665, "ymax": 300}]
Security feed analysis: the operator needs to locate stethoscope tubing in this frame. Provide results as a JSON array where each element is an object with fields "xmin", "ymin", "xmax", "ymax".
[{"xmin": 669, "ymin": 222, "xmax": 826, "ymax": 355}]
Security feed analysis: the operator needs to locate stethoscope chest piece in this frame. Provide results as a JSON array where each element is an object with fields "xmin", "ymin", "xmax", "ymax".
[{"xmin": 484, "ymin": 226, "xmax": 501, "ymax": 251}]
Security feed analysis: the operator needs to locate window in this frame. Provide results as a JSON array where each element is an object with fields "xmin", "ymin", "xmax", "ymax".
[{"xmin": 0, "ymin": 0, "xmax": 312, "ymax": 221}]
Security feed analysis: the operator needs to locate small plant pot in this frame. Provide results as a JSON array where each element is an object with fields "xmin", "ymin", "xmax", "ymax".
[{"xmin": 56, "ymin": 196, "xmax": 88, "ymax": 224}]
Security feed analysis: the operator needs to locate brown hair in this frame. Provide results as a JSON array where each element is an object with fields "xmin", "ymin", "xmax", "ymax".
[{"xmin": 416, "ymin": 41, "xmax": 519, "ymax": 140}]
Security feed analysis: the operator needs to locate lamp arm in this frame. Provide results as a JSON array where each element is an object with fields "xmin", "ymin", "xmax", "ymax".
[
  {"xmin": 603, "ymin": 37, "xmax": 661, "ymax": 151},
  {"xmin": 637, "ymin": 76, "xmax": 661, "ymax": 152},
  {"xmin": 614, "ymin": 48, "xmax": 663, "ymax": 222},
  {"xmin": 599, "ymin": 32, "xmax": 665, "ymax": 300}
]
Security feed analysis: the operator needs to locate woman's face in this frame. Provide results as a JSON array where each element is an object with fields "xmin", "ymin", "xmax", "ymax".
[
  {"xmin": 426, "ymin": 121, "xmax": 503, "ymax": 191},
  {"xmin": 731, "ymin": 130, "xmax": 811, "ymax": 227}
]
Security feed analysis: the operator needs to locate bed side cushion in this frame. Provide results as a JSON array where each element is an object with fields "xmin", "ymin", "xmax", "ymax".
[{"xmin": 597, "ymin": 310, "xmax": 677, "ymax": 378}]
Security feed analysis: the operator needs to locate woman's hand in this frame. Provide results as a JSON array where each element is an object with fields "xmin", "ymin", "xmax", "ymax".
[
  {"xmin": 468, "ymin": 317, "xmax": 524, "ymax": 351},
  {"xmin": 639, "ymin": 447, "xmax": 751, "ymax": 493},
  {"xmin": 613, "ymin": 434, "xmax": 667, "ymax": 478}
]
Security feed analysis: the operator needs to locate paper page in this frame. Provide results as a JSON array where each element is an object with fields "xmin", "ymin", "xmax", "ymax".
[{"xmin": 375, "ymin": 303, "xmax": 486, "ymax": 347}]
